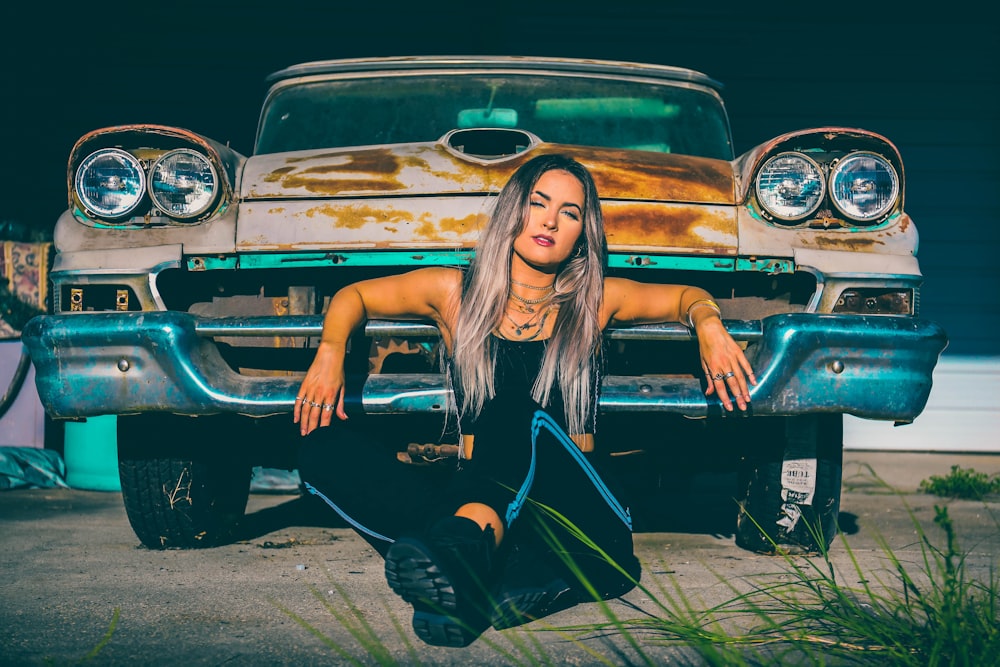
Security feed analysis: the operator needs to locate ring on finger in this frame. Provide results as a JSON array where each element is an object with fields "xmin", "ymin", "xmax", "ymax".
[
  {"xmin": 308, "ymin": 400, "xmax": 321, "ymax": 407},
  {"xmin": 322, "ymin": 404, "xmax": 334, "ymax": 411},
  {"xmin": 724, "ymin": 371, "xmax": 735, "ymax": 379},
  {"xmin": 712, "ymin": 372, "xmax": 725, "ymax": 381}
]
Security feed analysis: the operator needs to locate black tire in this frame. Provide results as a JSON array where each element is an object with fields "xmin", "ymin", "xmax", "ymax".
[
  {"xmin": 735, "ymin": 414, "xmax": 843, "ymax": 554},
  {"xmin": 118, "ymin": 414, "xmax": 252, "ymax": 549}
]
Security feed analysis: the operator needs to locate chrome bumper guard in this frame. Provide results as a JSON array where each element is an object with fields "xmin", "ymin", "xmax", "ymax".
[{"xmin": 22, "ymin": 312, "xmax": 947, "ymax": 422}]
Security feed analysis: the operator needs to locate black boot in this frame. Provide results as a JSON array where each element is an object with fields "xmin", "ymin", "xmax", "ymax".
[
  {"xmin": 490, "ymin": 543, "xmax": 579, "ymax": 630},
  {"xmin": 385, "ymin": 515, "xmax": 496, "ymax": 647}
]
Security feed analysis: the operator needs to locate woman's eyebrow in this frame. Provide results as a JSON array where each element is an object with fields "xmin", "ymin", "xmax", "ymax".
[{"xmin": 533, "ymin": 189, "xmax": 582, "ymax": 211}]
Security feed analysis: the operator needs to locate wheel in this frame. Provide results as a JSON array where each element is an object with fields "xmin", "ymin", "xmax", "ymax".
[
  {"xmin": 118, "ymin": 414, "xmax": 252, "ymax": 549},
  {"xmin": 735, "ymin": 414, "xmax": 843, "ymax": 554}
]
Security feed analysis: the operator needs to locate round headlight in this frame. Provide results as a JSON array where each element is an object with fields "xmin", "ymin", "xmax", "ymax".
[
  {"xmin": 829, "ymin": 152, "xmax": 898, "ymax": 222},
  {"xmin": 75, "ymin": 149, "xmax": 146, "ymax": 219},
  {"xmin": 149, "ymin": 149, "xmax": 218, "ymax": 220},
  {"xmin": 754, "ymin": 152, "xmax": 825, "ymax": 222}
]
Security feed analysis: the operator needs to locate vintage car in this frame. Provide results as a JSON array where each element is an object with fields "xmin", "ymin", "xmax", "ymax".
[{"xmin": 23, "ymin": 56, "xmax": 947, "ymax": 554}]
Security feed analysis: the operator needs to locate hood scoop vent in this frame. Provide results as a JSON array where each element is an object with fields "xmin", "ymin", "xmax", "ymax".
[{"xmin": 443, "ymin": 128, "xmax": 538, "ymax": 161}]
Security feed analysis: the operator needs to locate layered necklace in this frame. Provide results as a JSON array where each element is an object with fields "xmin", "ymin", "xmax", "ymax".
[{"xmin": 503, "ymin": 279, "xmax": 556, "ymax": 340}]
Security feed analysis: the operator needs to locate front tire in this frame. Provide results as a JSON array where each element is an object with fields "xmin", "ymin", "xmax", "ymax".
[
  {"xmin": 118, "ymin": 414, "xmax": 252, "ymax": 549},
  {"xmin": 735, "ymin": 414, "xmax": 843, "ymax": 554}
]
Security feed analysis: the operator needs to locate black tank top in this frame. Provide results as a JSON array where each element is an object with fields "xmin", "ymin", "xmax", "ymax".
[{"xmin": 455, "ymin": 336, "xmax": 599, "ymax": 436}]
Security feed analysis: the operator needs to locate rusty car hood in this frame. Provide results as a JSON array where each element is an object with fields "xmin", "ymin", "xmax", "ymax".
[{"xmin": 236, "ymin": 142, "xmax": 739, "ymax": 255}]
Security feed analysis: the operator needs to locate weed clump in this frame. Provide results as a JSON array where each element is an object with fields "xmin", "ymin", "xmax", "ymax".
[{"xmin": 919, "ymin": 465, "xmax": 1000, "ymax": 500}]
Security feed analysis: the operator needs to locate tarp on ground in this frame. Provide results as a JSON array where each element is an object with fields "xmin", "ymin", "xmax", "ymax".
[{"xmin": 0, "ymin": 447, "xmax": 68, "ymax": 490}]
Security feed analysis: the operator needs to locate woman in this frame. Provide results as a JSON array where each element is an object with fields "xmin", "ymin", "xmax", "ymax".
[{"xmin": 295, "ymin": 154, "xmax": 755, "ymax": 647}]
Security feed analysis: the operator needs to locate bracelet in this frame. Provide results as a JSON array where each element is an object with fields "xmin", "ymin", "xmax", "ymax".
[{"xmin": 685, "ymin": 298, "xmax": 721, "ymax": 328}]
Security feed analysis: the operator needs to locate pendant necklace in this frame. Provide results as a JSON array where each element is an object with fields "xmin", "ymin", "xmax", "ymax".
[
  {"xmin": 503, "ymin": 305, "xmax": 553, "ymax": 340},
  {"xmin": 504, "ymin": 311, "xmax": 539, "ymax": 336}
]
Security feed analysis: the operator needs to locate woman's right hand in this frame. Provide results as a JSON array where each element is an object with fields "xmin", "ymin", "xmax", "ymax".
[{"xmin": 294, "ymin": 342, "xmax": 348, "ymax": 436}]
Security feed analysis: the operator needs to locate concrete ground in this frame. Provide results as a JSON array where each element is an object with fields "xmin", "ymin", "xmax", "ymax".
[{"xmin": 1, "ymin": 450, "xmax": 997, "ymax": 666}]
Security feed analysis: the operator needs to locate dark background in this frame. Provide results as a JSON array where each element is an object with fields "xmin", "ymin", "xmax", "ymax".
[{"xmin": 2, "ymin": 1, "xmax": 995, "ymax": 354}]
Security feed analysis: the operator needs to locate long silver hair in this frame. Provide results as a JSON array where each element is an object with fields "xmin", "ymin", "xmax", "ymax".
[{"xmin": 452, "ymin": 154, "xmax": 608, "ymax": 435}]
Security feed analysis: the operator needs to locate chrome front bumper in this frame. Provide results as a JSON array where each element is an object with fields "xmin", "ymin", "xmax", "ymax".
[{"xmin": 22, "ymin": 311, "xmax": 947, "ymax": 423}]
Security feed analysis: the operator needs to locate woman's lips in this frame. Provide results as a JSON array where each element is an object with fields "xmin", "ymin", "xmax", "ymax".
[{"xmin": 533, "ymin": 235, "xmax": 554, "ymax": 246}]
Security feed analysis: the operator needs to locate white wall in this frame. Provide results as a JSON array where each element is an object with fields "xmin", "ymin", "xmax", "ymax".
[
  {"xmin": 844, "ymin": 355, "xmax": 1000, "ymax": 453},
  {"xmin": 0, "ymin": 341, "xmax": 45, "ymax": 448}
]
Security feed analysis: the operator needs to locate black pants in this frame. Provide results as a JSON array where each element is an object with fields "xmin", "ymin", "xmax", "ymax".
[{"xmin": 297, "ymin": 395, "xmax": 640, "ymax": 600}]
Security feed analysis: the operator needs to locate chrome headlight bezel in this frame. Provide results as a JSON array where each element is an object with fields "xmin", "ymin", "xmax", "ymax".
[
  {"xmin": 828, "ymin": 151, "xmax": 899, "ymax": 222},
  {"xmin": 148, "ymin": 149, "xmax": 219, "ymax": 221},
  {"xmin": 754, "ymin": 152, "xmax": 826, "ymax": 222},
  {"xmin": 74, "ymin": 149, "xmax": 147, "ymax": 220}
]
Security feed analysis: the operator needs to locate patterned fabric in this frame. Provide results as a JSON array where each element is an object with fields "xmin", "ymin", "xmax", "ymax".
[
  {"xmin": 0, "ymin": 241, "xmax": 50, "ymax": 339},
  {"xmin": 0, "ymin": 447, "xmax": 68, "ymax": 490}
]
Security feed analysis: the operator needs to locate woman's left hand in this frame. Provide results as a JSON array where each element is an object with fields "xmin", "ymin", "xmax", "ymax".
[{"xmin": 695, "ymin": 318, "xmax": 756, "ymax": 412}]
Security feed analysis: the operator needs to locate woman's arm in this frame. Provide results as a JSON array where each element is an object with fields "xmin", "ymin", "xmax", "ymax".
[
  {"xmin": 294, "ymin": 267, "xmax": 461, "ymax": 435},
  {"xmin": 603, "ymin": 277, "xmax": 756, "ymax": 412}
]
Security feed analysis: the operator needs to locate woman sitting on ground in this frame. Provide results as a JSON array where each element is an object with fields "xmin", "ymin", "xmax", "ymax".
[{"xmin": 294, "ymin": 153, "xmax": 755, "ymax": 647}]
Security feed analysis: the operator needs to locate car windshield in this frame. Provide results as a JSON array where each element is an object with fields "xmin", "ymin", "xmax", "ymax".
[{"xmin": 256, "ymin": 73, "xmax": 733, "ymax": 160}]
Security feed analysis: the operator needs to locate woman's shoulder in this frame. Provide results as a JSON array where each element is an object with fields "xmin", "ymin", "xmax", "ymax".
[
  {"xmin": 405, "ymin": 266, "xmax": 464, "ymax": 289},
  {"xmin": 603, "ymin": 276, "xmax": 630, "ymax": 291},
  {"xmin": 600, "ymin": 276, "xmax": 632, "ymax": 315},
  {"xmin": 413, "ymin": 267, "xmax": 463, "ymax": 334}
]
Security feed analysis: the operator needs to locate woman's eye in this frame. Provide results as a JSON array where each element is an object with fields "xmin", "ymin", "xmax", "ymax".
[
  {"xmin": 530, "ymin": 199, "xmax": 544, "ymax": 208},
  {"xmin": 562, "ymin": 209, "xmax": 580, "ymax": 221}
]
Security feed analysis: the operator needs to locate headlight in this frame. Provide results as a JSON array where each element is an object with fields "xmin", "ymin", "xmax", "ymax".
[
  {"xmin": 754, "ymin": 152, "xmax": 825, "ymax": 222},
  {"xmin": 75, "ymin": 149, "xmax": 146, "ymax": 219},
  {"xmin": 148, "ymin": 149, "xmax": 218, "ymax": 219},
  {"xmin": 829, "ymin": 152, "xmax": 898, "ymax": 222}
]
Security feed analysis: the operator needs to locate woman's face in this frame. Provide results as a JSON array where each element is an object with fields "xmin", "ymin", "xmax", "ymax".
[{"xmin": 511, "ymin": 169, "xmax": 585, "ymax": 274}]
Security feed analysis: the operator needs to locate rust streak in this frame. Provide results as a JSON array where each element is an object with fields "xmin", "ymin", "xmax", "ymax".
[
  {"xmin": 411, "ymin": 213, "xmax": 483, "ymax": 241},
  {"xmin": 413, "ymin": 220, "xmax": 442, "ymax": 241},
  {"xmin": 303, "ymin": 204, "xmax": 416, "ymax": 229},
  {"xmin": 282, "ymin": 176, "xmax": 406, "ymax": 194},
  {"xmin": 604, "ymin": 204, "xmax": 730, "ymax": 248},
  {"xmin": 438, "ymin": 214, "xmax": 485, "ymax": 235},
  {"xmin": 262, "ymin": 166, "xmax": 296, "ymax": 182},
  {"xmin": 806, "ymin": 236, "xmax": 886, "ymax": 250},
  {"xmin": 268, "ymin": 149, "xmax": 414, "ymax": 194},
  {"xmin": 596, "ymin": 163, "xmax": 732, "ymax": 202}
]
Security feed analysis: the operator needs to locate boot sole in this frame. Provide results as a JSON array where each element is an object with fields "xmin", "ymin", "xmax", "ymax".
[
  {"xmin": 385, "ymin": 539, "xmax": 457, "ymax": 611},
  {"xmin": 386, "ymin": 538, "xmax": 478, "ymax": 647}
]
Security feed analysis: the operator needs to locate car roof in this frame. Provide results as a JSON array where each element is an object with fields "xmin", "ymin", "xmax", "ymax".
[{"xmin": 265, "ymin": 55, "xmax": 723, "ymax": 90}]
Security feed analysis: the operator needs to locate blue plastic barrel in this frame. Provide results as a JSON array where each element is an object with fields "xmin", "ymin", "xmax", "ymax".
[{"xmin": 63, "ymin": 415, "xmax": 120, "ymax": 492}]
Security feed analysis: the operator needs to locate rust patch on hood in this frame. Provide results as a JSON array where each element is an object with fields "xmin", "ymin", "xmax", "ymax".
[
  {"xmin": 304, "ymin": 204, "xmax": 415, "ymax": 228},
  {"xmin": 437, "ymin": 214, "xmax": 485, "ymax": 235},
  {"xmin": 805, "ymin": 235, "xmax": 886, "ymax": 250},
  {"xmin": 259, "ymin": 149, "xmax": 433, "ymax": 195},
  {"xmin": 593, "ymin": 158, "xmax": 733, "ymax": 204},
  {"xmin": 604, "ymin": 202, "xmax": 736, "ymax": 253},
  {"xmin": 246, "ymin": 201, "xmax": 487, "ymax": 248},
  {"xmin": 413, "ymin": 215, "xmax": 483, "ymax": 242},
  {"xmin": 518, "ymin": 145, "xmax": 735, "ymax": 203}
]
